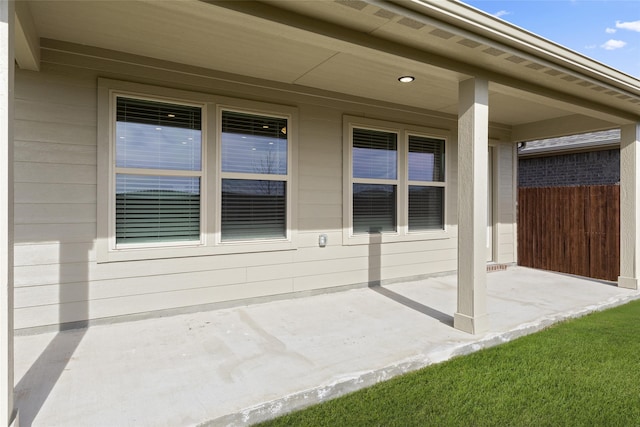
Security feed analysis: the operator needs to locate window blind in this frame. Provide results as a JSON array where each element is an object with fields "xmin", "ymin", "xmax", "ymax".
[
  {"xmin": 116, "ymin": 97, "xmax": 202, "ymax": 171},
  {"xmin": 116, "ymin": 175, "xmax": 200, "ymax": 244},
  {"xmin": 221, "ymin": 111, "xmax": 288, "ymax": 174},
  {"xmin": 115, "ymin": 97, "xmax": 203, "ymax": 245},
  {"xmin": 221, "ymin": 179, "xmax": 286, "ymax": 240},
  {"xmin": 352, "ymin": 128, "xmax": 397, "ymax": 180},
  {"xmin": 220, "ymin": 111, "xmax": 288, "ymax": 241},
  {"xmin": 408, "ymin": 135, "xmax": 444, "ymax": 182},
  {"xmin": 353, "ymin": 183, "xmax": 397, "ymax": 233},
  {"xmin": 408, "ymin": 186, "xmax": 444, "ymax": 231}
]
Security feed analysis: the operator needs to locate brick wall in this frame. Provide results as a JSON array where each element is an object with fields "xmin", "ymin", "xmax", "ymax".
[{"xmin": 518, "ymin": 149, "xmax": 619, "ymax": 188}]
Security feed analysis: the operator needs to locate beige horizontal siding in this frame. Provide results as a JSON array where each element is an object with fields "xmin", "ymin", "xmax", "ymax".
[
  {"xmin": 15, "ymin": 203, "xmax": 96, "ymax": 224},
  {"xmin": 14, "ymin": 140, "xmax": 96, "ymax": 165},
  {"xmin": 15, "ymin": 278, "xmax": 295, "ymax": 329},
  {"xmin": 15, "ymin": 162, "xmax": 96, "ymax": 184},
  {"xmin": 14, "ymin": 223, "xmax": 96, "ymax": 244},
  {"xmin": 16, "ymin": 267, "xmax": 249, "ymax": 307},
  {"xmin": 14, "ymin": 119, "xmax": 97, "ymax": 146}
]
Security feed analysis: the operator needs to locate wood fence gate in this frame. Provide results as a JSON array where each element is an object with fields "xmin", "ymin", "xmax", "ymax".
[{"xmin": 517, "ymin": 185, "xmax": 620, "ymax": 281}]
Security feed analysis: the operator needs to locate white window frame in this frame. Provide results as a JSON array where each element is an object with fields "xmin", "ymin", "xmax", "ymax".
[
  {"xmin": 215, "ymin": 105, "xmax": 293, "ymax": 246},
  {"xmin": 97, "ymin": 79, "xmax": 297, "ymax": 262},
  {"xmin": 405, "ymin": 130, "xmax": 447, "ymax": 234},
  {"xmin": 111, "ymin": 94, "xmax": 207, "ymax": 251},
  {"xmin": 343, "ymin": 115, "xmax": 450, "ymax": 245}
]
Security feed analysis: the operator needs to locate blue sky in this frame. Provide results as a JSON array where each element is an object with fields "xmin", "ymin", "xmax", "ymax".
[{"xmin": 463, "ymin": 0, "xmax": 640, "ymax": 78}]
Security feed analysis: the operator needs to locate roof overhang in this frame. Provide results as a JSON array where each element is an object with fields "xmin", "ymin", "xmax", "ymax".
[{"xmin": 14, "ymin": 0, "xmax": 640, "ymax": 141}]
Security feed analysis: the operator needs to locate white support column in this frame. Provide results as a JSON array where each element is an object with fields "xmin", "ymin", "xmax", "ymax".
[
  {"xmin": 455, "ymin": 77, "xmax": 489, "ymax": 334},
  {"xmin": 618, "ymin": 123, "xmax": 640, "ymax": 290},
  {"xmin": 0, "ymin": 1, "xmax": 15, "ymax": 426}
]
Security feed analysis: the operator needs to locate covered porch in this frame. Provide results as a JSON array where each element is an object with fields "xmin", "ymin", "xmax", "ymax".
[
  {"xmin": 2, "ymin": 0, "xmax": 640, "ymax": 425},
  {"xmin": 13, "ymin": 267, "xmax": 640, "ymax": 426}
]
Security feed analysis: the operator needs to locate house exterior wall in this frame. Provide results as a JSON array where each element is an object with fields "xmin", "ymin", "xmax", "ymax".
[
  {"xmin": 495, "ymin": 143, "xmax": 517, "ymax": 263},
  {"xmin": 518, "ymin": 149, "xmax": 620, "ymax": 188},
  {"xmin": 12, "ymin": 45, "xmax": 516, "ymax": 331}
]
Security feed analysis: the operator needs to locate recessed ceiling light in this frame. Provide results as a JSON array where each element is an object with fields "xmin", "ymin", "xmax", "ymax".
[{"xmin": 398, "ymin": 76, "xmax": 415, "ymax": 83}]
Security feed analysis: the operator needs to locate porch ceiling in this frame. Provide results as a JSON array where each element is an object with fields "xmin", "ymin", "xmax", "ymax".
[{"xmin": 22, "ymin": 0, "xmax": 640, "ymax": 139}]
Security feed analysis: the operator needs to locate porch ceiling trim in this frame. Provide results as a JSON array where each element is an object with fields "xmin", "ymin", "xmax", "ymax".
[{"xmin": 14, "ymin": 0, "xmax": 38, "ymax": 71}]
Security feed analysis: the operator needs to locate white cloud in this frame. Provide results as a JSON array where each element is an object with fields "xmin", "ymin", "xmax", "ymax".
[
  {"xmin": 605, "ymin": 28, "xmax": 616, "ymax": 34},
  {"xmin": 494, "ymin": 10, "xmax": 510, "ymax": 18},
  {"xmin": 616, "ymin": 20, "xmax": 640, "ymax": 32},
  {"xmin": 601, "ymin": 39, "xmax": 627, "ymax": 50},
  {"xmin": 585, "ymin": 44, "xmax": 597, "ymax": 49}
]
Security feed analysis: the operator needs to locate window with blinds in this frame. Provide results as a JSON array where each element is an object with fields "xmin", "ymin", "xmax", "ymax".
[
  {"xmin": 115, "ymin": 97, "xmax": 203, "ymax": 245},
  {"xmin": 408, "ymin": 135, "xmax": 444, "ymax": 182},
  {"xmin": 353, "ymin": 184, "xmax": 397, "ymax": 233},
  {"xmin": 408, "ymin": 135, "xmax": 445, "ymax": 231},
  {"xmin": 220, "ymin": 110, "xmax": 289, "ymax": 241},
  {"xmin": 347, "ymin": 118, "xmax": 446, "ymax": 239},
  {"xmin": 352, "ymin": 128, "xmax": 398, "ymax": 234},
  {"xmin": 352, "ymin": 128, "xmax": 397, "ymax": 180}
]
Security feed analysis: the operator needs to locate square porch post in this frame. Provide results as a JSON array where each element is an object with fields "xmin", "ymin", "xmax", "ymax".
[
  {"xmin": 619, "ymin": 123, "xmax": 640, "ymax": 290},
  {"xmin": 455, "ymin": 77, "xmax": 489, "ymax": 334},
  {"xmin": 0, "ymin": 0, "xmax": 15, "ymax": 425}
]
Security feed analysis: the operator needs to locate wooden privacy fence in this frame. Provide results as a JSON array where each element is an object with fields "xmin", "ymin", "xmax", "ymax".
[{"xmin": 518, "ymin": 185, "xmax": 620, "ymax": 281}]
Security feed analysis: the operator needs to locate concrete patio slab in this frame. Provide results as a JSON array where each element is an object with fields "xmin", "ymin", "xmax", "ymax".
[{"xmin": 13, "ymin": 267, "xmax": 640, "ymax": 426}]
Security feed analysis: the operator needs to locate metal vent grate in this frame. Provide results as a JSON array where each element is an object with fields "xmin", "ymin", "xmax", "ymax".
[
  {"xmin": 526, "ymin": 63, "xmax": 545, "ymax": 70},
  {"xmin": 398, "ymin": 17, "xmax": 425, "ymax": 29},
  {"xmin": 457, "ymin": 38, "xmax": 482, "ymax": 48},
  {"xmin": 335, "ymin": 0, "xmax": 368, "ymax": 11},
  {"xmin": 374, "ymin": 8, "xmax": 396, "ymax": 19},
  {"xmin": 430, "ymin": 28, "xmax": 455, "ymax": 39},
  {"xmin": 483, "ymin": 47, "xmax": 505, "ymax": 56},
  {"xmin": 505, "ymin": 55, "xmax": 526, "ymax": 64},
  {"xmin": 562, "ymin": 75, "xmax": 579, "ymax": 82}
]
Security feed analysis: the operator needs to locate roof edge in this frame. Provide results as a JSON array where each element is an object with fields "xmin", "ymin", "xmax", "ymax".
[{"xmin": 388, "ymin": 0, "xmax": 640, "ymax": 96}]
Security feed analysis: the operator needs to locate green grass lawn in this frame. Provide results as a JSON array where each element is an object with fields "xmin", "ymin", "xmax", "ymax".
[{"xmin": 260, "ymin": 299, "xmax": 640, "ymax": 427}]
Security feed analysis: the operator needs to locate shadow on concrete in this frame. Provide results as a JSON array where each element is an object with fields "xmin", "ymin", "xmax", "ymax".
[
  {"xmin": 14, "ymin": 328, "xmax": 86, "ymax": 426},
  {"xmin": 369, "ymin": 285, "xmax": 454, "ymax": 326},
  {"xmin": 367, "ymin": 227, "xmax": 453, "ymax": 326}
]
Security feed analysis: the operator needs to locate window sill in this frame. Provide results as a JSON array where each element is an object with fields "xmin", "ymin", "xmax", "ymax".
[{"xmin": 342, "ymin": 229, "xmax": 452, "ymax": 246}]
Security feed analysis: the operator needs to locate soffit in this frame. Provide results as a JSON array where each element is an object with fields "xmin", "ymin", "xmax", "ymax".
[
  {"xmin": 267, "ymin": 0, "xmax": 640, "ymax": 118},
  {"xmin": 24, "ymin": 0, "xmax": 638, "ymax": 130},
  {"xmin": 27, "ymin": 0, "xmax": 339, "ymax": 84}
]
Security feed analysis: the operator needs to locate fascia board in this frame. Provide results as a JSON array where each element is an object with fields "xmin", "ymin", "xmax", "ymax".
[{"xmin": 381, "ymin": 0, "xmax": 640, "ymax": 97}]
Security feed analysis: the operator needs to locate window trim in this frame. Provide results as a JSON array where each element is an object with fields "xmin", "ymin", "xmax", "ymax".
[
  {"xmin": 111, "ymin": 94, "xmax": 207, "ymax": 250},
  {"xmin": 343, "ymin": 115, "xmax": 450, "ymax": 245},
  {"xmin": 97, "ymin": 79, "xmax": 297, "ymax": 262},
  {"xmin": 215, "ymin": 105, "xmax": 293, "ymax": 246}
]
